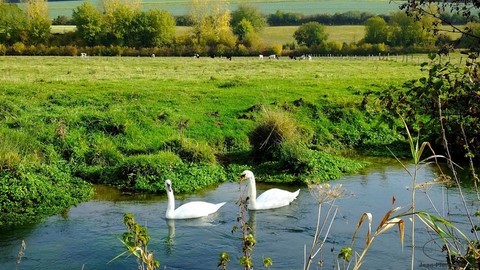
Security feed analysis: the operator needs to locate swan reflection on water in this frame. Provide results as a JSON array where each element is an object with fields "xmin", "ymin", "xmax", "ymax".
[{"xmin": 164, "ymin": 214, "xmax": 224, "ymax": 252}]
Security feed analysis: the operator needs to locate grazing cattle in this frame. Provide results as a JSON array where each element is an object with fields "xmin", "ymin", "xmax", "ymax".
[
  {"xmin": 80, "ymin": 52, "xmax": 87, "ymax": 57},
  {"xmin": 194, "ymin": 53, "xmax": 200, "ymax": 58},
  {"xmin": 226, "ymin": 55, "xmax": 232, "ymax": 61},
  {"xmin": 259, "ymin": 54, "xmax": 264, "ymax": 60},
  {"xmin": 151, "ymin": 54, "xmax": 155, "ymax": 57},
  {"xmin": 308, "ymin": 54, "xmax": 312, "ymax": 61},
  {"xmin": 269, "ymin": 54, "xmax": 279, "ymax": 60}
]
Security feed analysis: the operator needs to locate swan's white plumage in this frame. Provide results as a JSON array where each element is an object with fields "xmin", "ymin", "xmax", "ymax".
[
  {"xmin": 165, "ymin": 179, "xmax": 226, "ymax": 219},
  {"xmin": 240, "ymin": 170, "xmax": 300, "ymax": 210}
]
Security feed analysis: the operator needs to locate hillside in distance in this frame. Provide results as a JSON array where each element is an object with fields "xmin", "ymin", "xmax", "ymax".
[{"xmin": 29, "ymin": 0, "xmax": 402, "ymax": 20}]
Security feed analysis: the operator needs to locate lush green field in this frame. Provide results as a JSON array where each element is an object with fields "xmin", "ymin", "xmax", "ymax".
[
  {"xmin": 42, "ymin": 0, "xmax": 401, "ymax": 19},
  {"xmin": 1, "ymin": 54, "xmax": 430, "ymax": 225},
  {"xmin": 53, "ymin": 25, "xmax": 364, "ymax": 44},
  {"xmin": 165, "ymin": 25, "xmax": 365, "ymax": 45},
  {"xmin": 54, "ymin": 25, "xmax": 462, "ymax": 46}
]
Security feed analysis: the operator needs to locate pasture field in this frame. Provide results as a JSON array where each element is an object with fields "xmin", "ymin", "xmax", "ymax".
[
  {"xmin": 0, "ymin": 54, "xmax": 439, "ymax": 224},
  {"xmin": 53, "ymin": 25, "xmax": 364, "ymax": 45},
  {"xmin": 0, "ymin": 55, "xmax": 429, "ymax": 161},
  {"xmin": 41, "ymin": 0, "xmax": 401, "ymax": 19},
  {"xmin": 0, "ymin": 55, "xmax": 426, "ymax": 109},
  {"xmin": 151, "ymin": 25, "xmax": 365, "ymax": 45},
  {"xmin": 53, "ymin": 25, "xmax": 462, "ymax": 45}
]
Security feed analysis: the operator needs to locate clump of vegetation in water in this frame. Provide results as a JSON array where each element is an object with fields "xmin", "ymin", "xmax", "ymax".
[
  {"xmin": 0, "ymin": 158, "xmax": 93, "ymax": 226},
  {"xmin": 112, "ymin": 213, "xmax": 160, "ymax": 270}
]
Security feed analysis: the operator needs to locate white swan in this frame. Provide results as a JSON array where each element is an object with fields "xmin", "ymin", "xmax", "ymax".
[
  {"xmin": 240, "ymin": 170, "xmax": 300, "ymax": 210},
  {"xmin": 164, "ymin": 179, "xmax": 226, "ymax": 219}
]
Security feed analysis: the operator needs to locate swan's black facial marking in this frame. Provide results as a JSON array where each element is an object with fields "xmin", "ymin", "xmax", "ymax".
[
  {"xmin": 166, "ymin": 181, "xmax": 172, "ymax": 192},
  {"xmin": 240, "ymin": 173, "xmax": 246, "ymax": 182}
]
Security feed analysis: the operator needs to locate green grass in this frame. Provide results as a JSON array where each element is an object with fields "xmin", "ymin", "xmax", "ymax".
[
  {"xmin": 0, "ymin": 55, "xmax": 427, "ymax": 160},
  {"xmin": 57, "ymin": 25, "xmax": 462, "ymax": 45},
  {"xmin": 0, "ymin": 54, "xmax": 434, "ymax": 224},
  {"xmin": 260, "ymin": 25, "xmax": 366, "ymax": 45},
  {"xmin": 176, "ymin": 25, "xmax": 365, "ymax": 45}
]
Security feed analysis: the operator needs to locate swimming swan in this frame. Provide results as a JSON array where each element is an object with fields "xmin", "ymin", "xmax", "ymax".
[
  {"xmin": 239, "ymin": 170, "xmax": 300, "ymax": 210},
  {"xmin": 165, "ymin": 179, "xmax": 226, "ymax": 219}
]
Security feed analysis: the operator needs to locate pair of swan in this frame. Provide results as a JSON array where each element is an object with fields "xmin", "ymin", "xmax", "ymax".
[{"xmin": 165, "ymin": 170, "xmax": 300, "ymax": 219}]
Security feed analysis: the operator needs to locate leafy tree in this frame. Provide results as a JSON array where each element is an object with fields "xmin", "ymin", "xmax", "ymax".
[
  {"xmin": 231, "ymin": 4, "xmax": 266, "ymax": 32},
  {"xmin": 25, "ymin": 0, "xmax": 51, "ymax": 45},
  {"xmin": 129, "ymin": 9, "xmax": 175, "ymax": 48},
  {"xmin": 293, "ymin": 22, "xmax": 328, "ymax": 47},
  {"xmin": 234, "ymin": 18, "xmax": 254, "ymax": 41},
  {"xmin": 189, "ymin": 0, "xmax": 213, "ymax": 45},
  {"xmin": 458, "ymin": 22, "xmax": 480, "ymax": 49},
  {"xmin": 144, "ymin": 9, "xmax": 176, "ymax": 47},
  {"xmin": 189, "ymin": 0, "xmax": 236, "ymax": 52},
  {"xmin": 216, "ymin": 9, "xmax": 237, "ymax": 50},
  {"xmin": 364, "ymin": 16, "xmax": 388, "ymax": 44},
  {"xmin": 72, "ymin": 2, "xmax": 103, "ymax": 46},
  {"xmin": 400, "ymin": 0, "xmax": 480, "ymax": 50},
  {"xmin": 52, "ymin": 15, "xmax": 72, "ymax": 25},
  {"xmin": 389, "ymin": 11, "xmax": 426, "ymax": 47},
  {"xmin": 0, "ymin": 3, "xmax": 27, "ymax": 45},
  {"xmin": 101, "ymin": 0, "xmax": 140, "ymax": 46},
  {"xmin": 267, "ymin": 10, "xmax": 302, "ymax": 26}
]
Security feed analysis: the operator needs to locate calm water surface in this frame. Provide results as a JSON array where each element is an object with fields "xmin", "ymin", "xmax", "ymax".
[{"xmin": 1, "ymin": 164, "xmax": 478, "ymax": 270}]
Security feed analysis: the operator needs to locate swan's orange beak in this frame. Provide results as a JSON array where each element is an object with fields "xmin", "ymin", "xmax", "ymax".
[{"xmin": 239, "ymin": 174, "xmax": 246, "ymax": 183}]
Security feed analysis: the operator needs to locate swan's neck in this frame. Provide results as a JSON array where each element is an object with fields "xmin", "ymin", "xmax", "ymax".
[
  {"xmin": 248, "ymin": 177, "xmax": 257, "ymax": 209},
  {"xmin": 166, "ymin": 191, "xmax": 176, "ymax": 217}
]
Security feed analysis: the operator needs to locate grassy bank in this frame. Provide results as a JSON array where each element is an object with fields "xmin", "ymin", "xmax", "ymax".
[{"xmin": 0, "ymin": 55, "xmax": 427, "ymax": 225}]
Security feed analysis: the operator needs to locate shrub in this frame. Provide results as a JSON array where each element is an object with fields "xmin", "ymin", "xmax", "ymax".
[
  {"xmin": 237, "ymin": 44, "xmax": 249, "ymax": 56},
  {"xmin": 249, "ymin": 109, "xmax": 302, "ymax": 161},
  {"xmin": 164, "ymin": 137, "xmax": 217, "ymax": 164},
  {"xmin": 0, "ymin": 163, "xmax": 93, "ymax": 226},
  {"xmin": 0, "ymin": 44, "xmax": 6, "ymax": 55},
  {"xmin": 12, "ymin": 42, "xmax": 26, "ymax": 55},
  {"xmin": 113, "ymin": 151, "xmax": 226, "ymax": 193},
  {"xmin": 86, "ymin": 136, "xmax": 123, "ymax": 166}
]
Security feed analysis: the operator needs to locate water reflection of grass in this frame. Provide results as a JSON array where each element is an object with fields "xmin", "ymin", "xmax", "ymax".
[{"xmin": 93, "ymin": 184, "xmax": 165, "ymax": 201}]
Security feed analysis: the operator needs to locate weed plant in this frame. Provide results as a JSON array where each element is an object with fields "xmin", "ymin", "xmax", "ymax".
[{"xmin": 112, "ymin": 213, "xmax": 160, "ymax": 270}]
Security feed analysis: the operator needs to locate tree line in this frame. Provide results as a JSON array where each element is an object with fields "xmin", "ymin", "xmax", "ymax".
[{"xmin": 0, "ymin": 0, "xmax": 479, "ymax": 57}]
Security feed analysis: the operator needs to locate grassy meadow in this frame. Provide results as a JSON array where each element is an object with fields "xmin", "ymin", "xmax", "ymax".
[
  {"xmin": 175, "ymin": 25, "xmax": 366, "ymax": 45},
  {"xmin": 53, "ymin": 25, "xmax": 462, "ymax": 46},
  {"xmin": 1, "ymin": 54, "xmax": 433, "ymax": 224},
  {"xmin": 0, "ymin": 55, "xmax": 428, "ymax": 168},
  {"xmin": 52, "ymin": 25, "xmax": 366, "ymax": 45}
]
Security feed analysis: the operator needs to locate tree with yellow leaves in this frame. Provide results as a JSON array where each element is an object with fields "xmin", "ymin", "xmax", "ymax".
[
  {"xmin": 25, "ymin": 0, "xmax": 50, "ymax": 45},
  {"xmin": 189, "ymin": 0, "xmax": 236, "ymax": 55},
  {"xmin": 101, "ymin": 0, "xmax": 141, "ymax": 46}
]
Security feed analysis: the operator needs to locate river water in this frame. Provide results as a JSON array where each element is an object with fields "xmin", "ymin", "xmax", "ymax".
[{"xmin": 1, "ymin": 163, "xmax": 478, "ymax": 270}]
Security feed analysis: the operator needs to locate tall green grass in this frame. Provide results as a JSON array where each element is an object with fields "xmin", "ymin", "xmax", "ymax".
[{"xmin": 0, "ymin": 55, "xmax": 430, "ymax": 225}]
